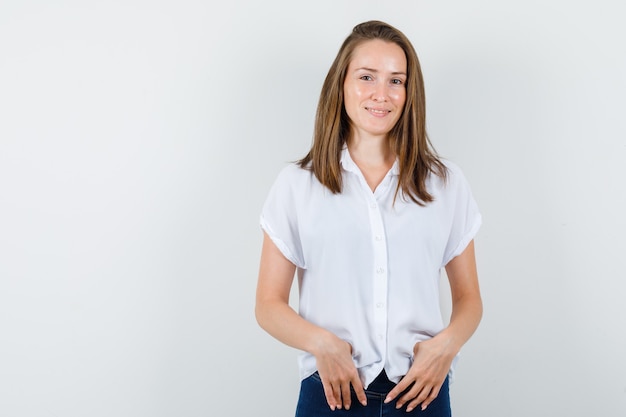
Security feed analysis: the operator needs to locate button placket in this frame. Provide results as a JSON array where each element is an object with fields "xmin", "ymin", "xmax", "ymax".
[{"xmin": 367, "ymin": 195, "xmax": 388, "ymax": 348}]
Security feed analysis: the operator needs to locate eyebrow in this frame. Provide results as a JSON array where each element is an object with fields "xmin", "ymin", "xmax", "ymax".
[{"xmin": 354, "ymin": 67, "xmax": 407, "ymax": 76}]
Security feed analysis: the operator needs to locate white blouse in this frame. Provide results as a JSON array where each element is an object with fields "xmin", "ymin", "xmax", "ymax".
[{"xmin": 260, "ymin": 148, "xmax": 481, "ymax": 388}]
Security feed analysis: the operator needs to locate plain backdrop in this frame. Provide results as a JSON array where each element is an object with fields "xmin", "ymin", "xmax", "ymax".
[{"xmin": 1, "ymin": 1, "xmax": 625, "ymax": 416}]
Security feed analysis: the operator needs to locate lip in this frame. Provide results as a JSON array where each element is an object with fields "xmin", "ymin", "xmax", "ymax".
[{"xmin": 365, "ymin": 107, "xmax": 391, "ymax": 117}]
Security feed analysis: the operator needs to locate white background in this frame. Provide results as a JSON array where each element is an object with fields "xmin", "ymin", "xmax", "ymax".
[{"xmin": 1, "ymin": 1, "xmax": 625, "ymax": 416}]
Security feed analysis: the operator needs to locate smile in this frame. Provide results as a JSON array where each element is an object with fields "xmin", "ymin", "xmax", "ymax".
[{"xmin": 365, "ymin": 107, "xmax": 391, "ymax": 116}]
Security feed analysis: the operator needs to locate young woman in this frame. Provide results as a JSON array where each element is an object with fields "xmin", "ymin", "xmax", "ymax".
[{"xmin": 256, "ymin": 20, "xmax": 482, "ymax": 416}]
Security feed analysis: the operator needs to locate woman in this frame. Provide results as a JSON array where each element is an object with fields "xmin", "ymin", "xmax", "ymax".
[{"xmin": 256, "ymin": 20, "xmax": 482, "ymax": 416}]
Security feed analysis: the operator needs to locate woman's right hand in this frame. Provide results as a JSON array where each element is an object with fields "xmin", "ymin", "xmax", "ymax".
[
  {"xmin": 312, "ymin": 333, "xmax": 367, "ymax": 411},
  {"xmin": 256, "ymin": 234, "xmax": 367, "ymax": 410}
]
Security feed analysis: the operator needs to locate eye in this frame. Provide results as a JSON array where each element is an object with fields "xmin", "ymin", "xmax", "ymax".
[
  {"xmin": 359, "ymin": 75, "xmax": 373, "ymax": 81},
  {"xmin": 391, "ymin": 78, "xmax": 404, "ymax": 85}
]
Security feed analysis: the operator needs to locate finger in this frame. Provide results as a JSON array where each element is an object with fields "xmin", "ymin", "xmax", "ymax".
[
  {"xmin": 395, "ymin": 383, "xmax": 422, "ymax": 409},
  {"xmin": 332, "ymin": 382, "xmax": 343, "ymax": 410},
  {"xmin": 351, "ymin": 375, "xmax": 368, "ymax": 406},
  {"xmin": 320, "ymin": 378, "xmax": 337, "ymax": 411},
  {"xmin": 419, "ymin": 385, "xmax": 441, "ymax": 411},
  {"xmin": 405, "ymin": 386, "xmax": 433, "ymax": 412},
  {"xmin": 340, "ymin": 382, "xmax": 352, "ymax": 410},
  {"xmin": 384, "ymin": 379, "xmax": 410, "ymax": 404}
]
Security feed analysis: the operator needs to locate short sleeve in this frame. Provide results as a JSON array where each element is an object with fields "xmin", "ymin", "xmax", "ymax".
[
  {"xmin": 441, "ymin": 163, "xmax": 482, "ymax": 267},
  {"xmin": 260, "ymin": 165, "xmax": 306, "ymax": 269}
]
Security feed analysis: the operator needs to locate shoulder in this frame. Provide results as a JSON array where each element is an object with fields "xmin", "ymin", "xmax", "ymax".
[
  {"xmin": 268, "ymin": 162, "xmax": 315, "ymax": 192},
  {"xmin": 442, "ymin": 158, "xmax": 474, "ymax": 185},
  {"xmin": 441, "ymin": 158, "xmax": 464, "ymax": 178},
  {"xmin": 275, "ymin": 162, "xmax": 312, "ymax": 182},
  {"xmin": 427, "ymin": 158, "xmax": 474, "ymax": 197}
]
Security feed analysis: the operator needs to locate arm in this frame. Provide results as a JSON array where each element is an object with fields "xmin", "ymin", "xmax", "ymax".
[
  {"xmin": 255, "ymin": 232, "xmax": 367, "ymax": 410},
  {"xmin": 385, "ymin": 240, "xmax": 483, "ymax": 412}
]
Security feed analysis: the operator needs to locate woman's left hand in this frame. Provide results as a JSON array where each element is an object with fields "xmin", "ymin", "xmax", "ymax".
[
  {"xmin": 385, "ymin": 241, "xmax": 483, "ymax": 412},
  {"xmin": 384, "ymin": 336, "xmax": 455, "ymax": 412}
]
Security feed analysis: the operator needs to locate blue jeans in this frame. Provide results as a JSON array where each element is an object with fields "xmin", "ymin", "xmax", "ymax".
[{"xmin": 295, "ymin": 370, "xmax": 451, "ymax": 417}]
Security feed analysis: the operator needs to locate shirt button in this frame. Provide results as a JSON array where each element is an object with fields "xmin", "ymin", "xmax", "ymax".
[
  {"xmin": 375, "ymin": 235, "xmax": 383, "ymax": 241},
  {"xmin": 370, "ymin": 202, "xmax": 377, "ymax": 209},
  {"xmin": 376, "ymin": 302, "xmax": 384, "ymax": 308},
  {"xmin": 376, "ymin": 267, "xmax": 385, "ymax": 274},
  {"xmin": 378, "ymin": 334, "xmax": 384, "ymax": 340}
]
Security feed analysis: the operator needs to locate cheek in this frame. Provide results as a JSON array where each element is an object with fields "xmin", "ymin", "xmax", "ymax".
[
  {"xmin": 390, "ymin": 89, "xmax": 406, "ymax": 105},
  {"xmin": 348, "ymin": 85, "xmax": 367, "ymax": 101},
  {"xmin": 343, "ymin": 83, "xmax": 354, "ymax": 105}
]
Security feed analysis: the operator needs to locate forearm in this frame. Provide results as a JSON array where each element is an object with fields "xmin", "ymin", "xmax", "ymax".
[
  {"xmin": 256, "ymin": 232, "xmax": 335, "ymax": 355},
  {"xmin": 255, "ymin": 299, "xmax": 333, "ymax": 356},
  {"xmin": 435, "ymin": 292, "xmax": 483, "ymax": 356},
  {"xmin": 434, "ymin": 239, "xmax": 482, "ymax": 356}
]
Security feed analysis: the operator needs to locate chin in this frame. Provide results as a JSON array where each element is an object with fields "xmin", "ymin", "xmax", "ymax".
[{"xmin": 368, "ymin": 127, "xmax": 394, "ymax": 137}]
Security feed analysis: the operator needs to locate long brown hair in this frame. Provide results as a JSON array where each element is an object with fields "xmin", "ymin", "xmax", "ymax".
[{"xmin": 298, "ymin": 20, "xmax": 447, "ymax": 205}]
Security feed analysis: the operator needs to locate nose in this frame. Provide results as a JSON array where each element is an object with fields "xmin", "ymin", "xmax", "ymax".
[{"xmin": 371, "ymin": 82, "xmax": 389, "ymax": 102}]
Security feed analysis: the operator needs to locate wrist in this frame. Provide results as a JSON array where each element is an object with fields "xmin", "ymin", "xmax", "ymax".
[
  {"xmin": 440, "ymin": 329, "xmax": 463, "ymax": 356},
  {"xmin": 307, "ymin": 328, "xmax": 336, "ymax": 357},
  {"xmin": 418, "ymin": 331, "xmax": 461, "ymax": 359}
]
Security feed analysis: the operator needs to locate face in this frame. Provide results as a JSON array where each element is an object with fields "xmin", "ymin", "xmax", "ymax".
[{"xmin": 343, "ymin": 39, "xmax": 407, "ymax": 141}]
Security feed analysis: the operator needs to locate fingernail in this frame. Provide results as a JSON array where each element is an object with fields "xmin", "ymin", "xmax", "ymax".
[
  {"xmin": 361, "ymin": 400, "xmax": 367, "ymax": 406},
  {"xmin": 384, "ymin": 396, "xmax": 391, "ymax": 403},
  {"xmin": 421, "ymin": 404, "xmax": 427, "ymax": 411},
  {"xmin": 406, "ymin": 406, "xmax": 413, "ymax": 412}
]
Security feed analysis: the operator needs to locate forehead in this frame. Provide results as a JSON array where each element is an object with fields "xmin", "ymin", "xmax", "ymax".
[{"xmin": 348, "ymin": 39, "xmax": 407, "ymax": 71}]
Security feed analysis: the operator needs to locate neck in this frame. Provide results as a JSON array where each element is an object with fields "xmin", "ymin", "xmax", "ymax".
[{"xmin": 347, "ymin": 133, "xmax": 394, "ymax": 169}]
